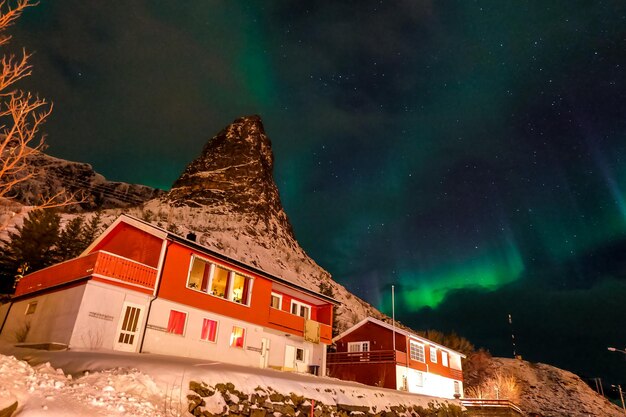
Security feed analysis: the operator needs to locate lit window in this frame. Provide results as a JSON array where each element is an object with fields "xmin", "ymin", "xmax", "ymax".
[
  {"xmin": 410, "ymin": 341, "xmax": 425, "ymax": 362},
  {"xmin": 187, "ymin": 257, "xmax": 211, "ymax": 292},
  {"xmin": 210, "ymin": 265, "xmax": 229, "ymax": 298},
  {"xmin": 167, "ymin": 310, "xmax": 187, "ymax": 335},
  {"xmin": 430, "ymin": 347, "xmax": 437, "ymax": 363},
  {"xmin": 201, "ymin": 318, "xmax": 218, "ymax": 342},
  {"xmin": 270, "ymin": 293, "xmax": 282, "ymax": 309},
  {"xmin": 296, "ymin": 348, "xmax": 305, "ymax": 362},
  {"xmin": 186, "ymin": 257, "xmax": 253, "ymax": 305},
  {"xmin": 442, "ymin": 351, "xmax": 449, "ymax": 367},
  {"xmin": 229, "ymin": 273, "xmax": 249, "ymax": 304},
  {"xmin": 25, "ymin": 302, "xmax": 37, "ymax": 315},
  {"xmin": 454, "ymin": 381, "xmax": 461, "ymax": 396},
  {"xmin": 348, "ymin": 341, "xmax": 370, "ymax": 352},
  {"xmin": 290, "ymin": 300, "xmax": 311, "ymax": 319},
  {"xmin": 230, "ymin": 326, "xmax": 245, "ymax": 348}
]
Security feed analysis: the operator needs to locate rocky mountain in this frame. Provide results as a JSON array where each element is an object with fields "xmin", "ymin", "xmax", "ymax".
[
  {"xmin": 492, "ymin": 357, "xmax": 623, "ymax": 417},
  {"xmin": 5, "ymin": 149, "xmax": 162, "ymax": 210}
]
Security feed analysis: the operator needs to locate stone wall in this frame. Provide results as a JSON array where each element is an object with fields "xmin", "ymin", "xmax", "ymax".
[{"xmin": 187, "ymin": 381, "xmax": 463, "ymax": 417}]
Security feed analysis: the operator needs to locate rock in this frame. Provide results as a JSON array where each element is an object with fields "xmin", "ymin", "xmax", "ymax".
[
  {"xmin": 338, "ymin": 404, "xmax": 371, "ymax": 414},
  {"xmin": 250, "ymin": 408, "xmax": 268, "ymax": 417},
  {"xmin": 190, "ymin": 381, "xmax": 214, "ymax": 397},
  {"xmin": 270, "ymin": 393, "xmax": 285, "ymax": 403},
  {"xmin": 0, "ymin": 401, "xmax": 17, "ymax": 417}
]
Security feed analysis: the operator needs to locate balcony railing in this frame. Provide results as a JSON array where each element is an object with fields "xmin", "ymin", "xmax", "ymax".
[
  {"xmin": 14, "ymin": 251, "xmax": 158, "ymax": 296},
  {"xmin": 327, "ymin": 350, "xmax": 398, "ymax": 364},
  {"xmin": 268, "ymin": 307, "xmax": 332, "ymax": 344},
  {"xmin": 461, "ymin": 399, "xmax": 523, "ymax": 415}
]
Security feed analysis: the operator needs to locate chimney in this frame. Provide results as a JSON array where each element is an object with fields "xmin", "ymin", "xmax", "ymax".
[{"xmin": 186, "ymin": 232, "xmax": 197, "ymax": 242}]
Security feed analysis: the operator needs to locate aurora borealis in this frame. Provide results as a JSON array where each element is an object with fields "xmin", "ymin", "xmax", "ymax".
[{"xmin": 12, "ymin": 1, "xmax": 626, "ymax": 384}]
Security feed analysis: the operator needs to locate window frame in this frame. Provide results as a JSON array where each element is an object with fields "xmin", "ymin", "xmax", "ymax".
[
  {"xmin": 409, "ymin": 340, "xmax": 425, "ymax": 363},
  {"xmin": 186, "ymin": 255, "xmax": 254, "ymax": 307},
  {"xmin": 295, "ymin": 347, "xmax": 305, "ymax": 362},
  {"xmin": 229, "ymin": 326, "xmax": 246, "ymax": 349},
  {"xmin": 167, "ymin": 309, "xmax": 188, "ymax": 336},
  {"xmin": 415, "ymin": 371, "xmax": 424, "ymax": 387},
  {"xmin": 200, "ymin": 317, "xmax": 219, "ymax": 343},
  {"xmin": 347, "ymin": 341, "xmax": 370, "ymax": 353},
  {"xmin": 25, "ymin": 301, "xmax": 37, "ymax": 315},
  {"xmin": 290, "ymin": 300, "xmax": 311, "ymax": 319},
  {"xmin": 441, "ymin": 351, "xmax": 449, "ymax": 367},
  {"xmin": 270, "ymin": 292, "xmax": 283, "ymax": 309},
  {"xmin": 430, "ymin": 346, "xmax": 438, "ymax": 363}
]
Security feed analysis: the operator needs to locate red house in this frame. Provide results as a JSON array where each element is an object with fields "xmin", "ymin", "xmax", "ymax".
[
  {"xmin": 0, "ymin": 214, "xmax": 337, "ymax": 374},
  {"xmin": 327, "ymin": 317, "xmax": 464, "ymax": 399}
]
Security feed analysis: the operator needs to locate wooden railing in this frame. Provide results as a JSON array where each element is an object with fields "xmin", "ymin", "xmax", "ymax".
[
  {"xmin": 327, "ymin": 350, "xmax": 398, "ymax": 364},
  {"xmin": 268, "ymin": 308, "xmax": 332, "ymax": 344},
  {"xmin": 461, "ymin": 399, "xmax": 523, "ymax": 414},
  {"xmin": 14, "ymin": 251, "xmax": 157, "ymax": 296}
]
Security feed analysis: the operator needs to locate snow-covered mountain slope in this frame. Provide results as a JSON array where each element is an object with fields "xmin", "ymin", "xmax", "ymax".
[
  {"xmin": 492, "ymin": 357, "xmax": 623, "ymax": 417},
  {"xmin": 7, "ymin": 149, "xmax": 162, "ymax": 210}
]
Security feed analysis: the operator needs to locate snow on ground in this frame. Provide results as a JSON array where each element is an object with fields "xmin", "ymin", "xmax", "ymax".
[{"xmin": 0, "ymin": 342, "xmax": 451, "ymax": 416}]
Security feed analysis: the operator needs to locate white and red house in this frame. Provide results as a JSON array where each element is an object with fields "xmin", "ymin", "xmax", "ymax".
[
  {"xmin": 0, "ymin": 214, "xmax": 336, "ymax": 374},
  {"xmin": 327, "ymin": 317, "xmax": 464, "ymax": 399}
]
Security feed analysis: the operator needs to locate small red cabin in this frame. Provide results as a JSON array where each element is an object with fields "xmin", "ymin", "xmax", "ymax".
[{"xmin": 328, "ymin": 317, "xmax": 464, "ymax": 399}]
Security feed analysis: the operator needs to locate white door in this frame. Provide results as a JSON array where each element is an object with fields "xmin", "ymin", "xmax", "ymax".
[
  {"xmin": 114, "ymin": 302, "xmax": 144, "ymax": 352},
  {"xmin": 284, "ymin": 345, "xmax": 296, "ymax": 370},
  {"xmin": 260, "ymin": 338, "xmax": 270, "ymax": 368}
]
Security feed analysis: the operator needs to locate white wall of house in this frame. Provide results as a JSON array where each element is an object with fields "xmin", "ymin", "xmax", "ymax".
[
  {"xmin": 0, "ymin": 285, "xmax": 86, "ymax": 346},
  {"xmin": 69, "ymin": 281, "xmax": 152, "ymax": 351},
  {"xmin": 142, "ymin": 298, "xmax": 324, "ymax": 373},
  {"xmin": 396, "ymin": 365, "xmax": 462, "ymax": 399}
]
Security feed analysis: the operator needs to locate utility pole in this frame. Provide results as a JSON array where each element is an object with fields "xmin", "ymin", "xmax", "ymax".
[
  {"xmin": 612, "ymin": 385, "xmax": 626, "ymax": 415},
  {"xmin": 508, "ymin": 313, "xmax": 517, "ymax": 358}
]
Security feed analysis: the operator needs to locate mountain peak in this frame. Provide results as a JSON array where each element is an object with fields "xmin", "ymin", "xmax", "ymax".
[{"xmin": 166, "ymin": 115, "xmax": 292, "ymax": 236}]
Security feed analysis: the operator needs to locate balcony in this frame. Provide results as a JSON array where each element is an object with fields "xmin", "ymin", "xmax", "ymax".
[
  {"xmin": 267, "ymin": 307, "xmax": 332, "ymax": 344},
  {"xmin": 327, "ymin": 349, "xmax": 399, "ymax": 364},
  {"xmin": 14, "ymin": 251, "xmax": 158, "ymax": 297}
]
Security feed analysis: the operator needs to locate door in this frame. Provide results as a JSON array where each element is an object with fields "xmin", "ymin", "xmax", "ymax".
[
  {"xmin": 284, "ymin": 345, "xmax": 296, "ymax": 371},
  {"xmin": 114, "ymin": 302, "xmax": 144, "ymax": 352},
  {"xmin": 260, "ymin": 338, "xmax": 270, "ymax": 368}
]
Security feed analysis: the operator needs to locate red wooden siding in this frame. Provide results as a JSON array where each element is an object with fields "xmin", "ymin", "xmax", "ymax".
[
  {"xmin": 156, "ymin": 242, "xmax": 333, "ymax": 343},
  {"xmin": 90, "ymin": 223, "xmax": 163, "ymax": 267},
  {"xmin": 334, "ymin": 321, "xmax": 406, "ymax": 354},
  {"xmin": 327, "ymin": 362, "xmax": 396, "ymax": 390},
  {"xmin": 15, "ymin": 251, "xmax": 157, "ymax": 296}
]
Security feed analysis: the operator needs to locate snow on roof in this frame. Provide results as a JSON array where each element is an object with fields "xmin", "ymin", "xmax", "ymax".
[{"xmin": 333, "ymin": 316, "xmax": 466, "ymax": 358}]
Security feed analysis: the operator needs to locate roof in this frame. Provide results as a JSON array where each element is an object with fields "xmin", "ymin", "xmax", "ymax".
[
  {"xmin": 83, "ymin": 214, "xmax": 340, "ymax": 306},
  {"xmin": 333, "ymin": 316, "xmax": 466, "ymax": 358}
]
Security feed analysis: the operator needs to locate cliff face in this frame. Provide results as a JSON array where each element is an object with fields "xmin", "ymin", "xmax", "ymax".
[{"xmin": 5, "ymin": 150, "xmax": 162, "ymax": 210}]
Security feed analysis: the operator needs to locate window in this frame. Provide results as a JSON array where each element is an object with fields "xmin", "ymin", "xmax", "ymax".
[
  {"xmin": 410, "ymin": 341, "xmax": 425, "ymax": 362},
  {"xmin": 430, "ymin": 347, "xmax": 437, "ymax": 363},
  {"xmin": 167, "ymin": 310, "xmax": 187, "ymax": 335},
  {"xmin": 296, "ymin": 348, "xmax": 305, "ymax": 362},
  {"xmin": 290, "ymin": 300, "xmax": 311, "ymax": 319},
  {"xmin": 200, "ymin": 318, "xmax": 218, "ymax": 342},
  {"xmin": 270, "ymin": 293, "xmax": 282, "ymax": 309},
  {"xmin": 441, "ymin": 351, "xmax": 449, "ymax": 367},
  {"xmin": 25, "ymin": 301, "xmax": 37, "ymax": 315},
  {"xmin": 230, "ymin": 326, "xmax": 245, "ymax": 348},
  {"xmin": 348, "ymin": 341, "xmax": 370, "ymax": 352},
  {"xmin": 186, "ymin": 256, "xmax": 253, "ymax": 305},
  {"xmin": 210, "ymin": 265, "xmax": 229, "ymax": 297},
  {"xmin": 454, "ymin": 381, "xmax": 461, "ymax": 396},
  {"xmin": 415, "ymin": 371, "xmax": 424, "ymax": 387}
]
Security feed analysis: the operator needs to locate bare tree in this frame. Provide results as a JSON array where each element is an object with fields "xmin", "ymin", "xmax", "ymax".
[{"xmin": 0, "ymin": 0, "xmax": 81, "ymax": 210}]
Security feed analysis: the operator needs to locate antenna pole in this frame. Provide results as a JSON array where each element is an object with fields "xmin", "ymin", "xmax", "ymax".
[{"xmin": 392, "ymin": 285, "xmax": 396, "ymax": 353}]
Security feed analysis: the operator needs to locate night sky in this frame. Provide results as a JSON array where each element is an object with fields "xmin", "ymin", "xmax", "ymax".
[{"xmin": 12, "ymin": 1, "xmax": 626, "ymax": 385}]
